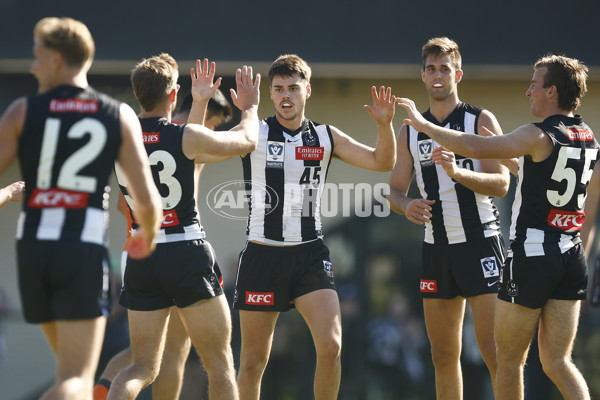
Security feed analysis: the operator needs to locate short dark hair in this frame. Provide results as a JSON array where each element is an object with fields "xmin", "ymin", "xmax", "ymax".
[
  {"xmin": 534, "ymin": 54, "xmax": 588, "ymax": 111},
  {"xmin": 422, "ymin": 37, "xmax": 462, "ymax": 70},
  {"xmin": 268, "ymin": 54, "xmax": 311, "ymax": 83},
  {"xmin": 177, "ymin": 89, "xmax": 233, "ymax": 122}
]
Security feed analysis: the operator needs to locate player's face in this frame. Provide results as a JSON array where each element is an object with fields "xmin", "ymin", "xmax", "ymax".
[
  {"xmin": 30, "ymin": 41, "xmax": 58, "ymax": 93},
  {"xmin": 421, "ymin": 54, "xmax": 462, "ymax": 102},
  {"xmin": 270, "ymin": 74, "xmax": 311, "ymax": 123},
  {"xmin": 526, "ymin": 67, "xmax": 549, "ymax": 118}
]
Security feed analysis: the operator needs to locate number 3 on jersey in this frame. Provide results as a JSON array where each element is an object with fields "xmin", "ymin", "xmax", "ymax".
[
  {"xmin": 115, "ymin": 150, "xmax": 182, "ymax": 210},
  {"xmin": 299, "ymin": 166, "xmax": 321, "ymax": 184}
]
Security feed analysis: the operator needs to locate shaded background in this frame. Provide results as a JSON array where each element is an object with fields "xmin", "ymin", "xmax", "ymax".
[{"xmin": 1, "ymin": 1, "xmax": 600, "ymax": 399}]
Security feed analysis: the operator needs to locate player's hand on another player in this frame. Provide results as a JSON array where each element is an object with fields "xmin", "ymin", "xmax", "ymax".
[
  {"xmin": 190, "ymin": 58, "xmax": 221, "ymax": 102},
  {"xmin": 231, "ymin": 65, "xmax": 260, "ymax": 111},
  {"xmin": 125, "ymin": 226, "xmax": 156, "ymax": 260},
  {"xmin": 363, "ymin": 86, "xmax": 395, "ymax": 124},
  {"xmin": 396, "ymin": 97, "xmax": 430, "ymax": 133},
  {"xmin": 405, "ymin": 198, "xmax": 435, "ymax": 225},
  {"xmin": 431, "ymin": 145, "xmax": 458, "ymax": 178}
]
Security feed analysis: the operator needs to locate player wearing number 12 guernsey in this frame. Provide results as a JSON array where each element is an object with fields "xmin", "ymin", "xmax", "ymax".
[
  {"xmin": 397, "ymin": 54, "xmax": 597, "ymax": 400},
  {"xmin": 0, "ymin": 17, "xmax": 162, "ymax": 400}
]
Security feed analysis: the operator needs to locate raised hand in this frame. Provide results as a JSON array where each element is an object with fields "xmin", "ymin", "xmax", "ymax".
[
  {"xmin": 190, "ymin": 58, "xmax": 222, "ymax": 103},
  {"xmin": 363, "ymin": 86, "xmax": 396, "ymax": 124},
  {"xmin": 396, "ymin": 97, "xmax": 429, "ymax": 132},
  {"xmin": 230, "ymin": 65, "xmax": 260, "ymax": 111}
]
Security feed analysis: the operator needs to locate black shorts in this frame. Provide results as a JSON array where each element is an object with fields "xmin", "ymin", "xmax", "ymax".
[
  {"xmin": 120, "ymin": 239, "xmax": 224, "ymax": 311},
  {"xmin": 421, "ymin": 233, "xmax": 506, "ymax": 299},
  {"xmin": 498, "ymin": 243, "xmax": 587, "ymax": 309},
  {"xmin": 233, "ymin": 239, "xmax": 336, "ymax": 312},
  {"xmin": 17, "ymin": 240, "xmax": 110, "ymax": 323}
]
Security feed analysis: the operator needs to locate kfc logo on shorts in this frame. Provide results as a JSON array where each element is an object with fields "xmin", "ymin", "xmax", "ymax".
[
  {"xmin": 480, "ymin": 256, "xmax": 499, "ymax": 278},
  {"xmin": 547, "ymin": 209, "xmax": 585, "ymax": 231},
  {"xmin": 245, "ymin": 292, "xmax": 274, "ymax": 305},
  {"xmin": 420, "ymin": 280, "xmax": 437, "ymax": 293}
]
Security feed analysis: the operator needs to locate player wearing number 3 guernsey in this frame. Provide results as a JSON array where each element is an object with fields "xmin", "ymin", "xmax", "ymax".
[
  {"xmin": 224, "ymin": 54, "xmax": 397, "ymax": 400},
  {"xmin": 106, "ymin": 54, "xmax": 259, "ymax": 400},
  {"xmin": 397, "ymin": 54, "xmax": 598, "ymax": 400},
  {"xmin": 0, "ymin": 17, "xmax": 162, "ymax": 400}
]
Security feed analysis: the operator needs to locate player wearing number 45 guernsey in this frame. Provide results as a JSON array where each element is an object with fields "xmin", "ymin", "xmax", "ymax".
[
  {"xmin": 0, "ymin": 17, "xmax": 162, "ymax": 400},
  {"xmin": 219, "ymin": 54, "xmax": 397, "ymax": 400},
  {"xmin": 397, "ymin": 54, "xmax": 598, "ymax": 400}
]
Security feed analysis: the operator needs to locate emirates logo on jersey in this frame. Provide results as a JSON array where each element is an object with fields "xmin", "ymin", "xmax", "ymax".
[
  {"xmin": 143, "ymin": 131, "xmax": 160, "ymax": 143},
  {"xmin": 28, "ymin": 188, "xmax": 89, "ymax": 208},
  {"xmin": 161, "ymin": 210, "xmax": 180, "ymax": 227},
  {"xmin": 547, "ymin": 209, "xmax": 585, "ymax": 231},
  {"xmin": 49, "ymin": 98, "xmax": 98, "ymax": 114},
  {"xmin": 296, "ymin": 146, "xmax": 324, "ymax": 160},
  {"xmin": 567, "ymin": 129, "xmax": 594, "ymax": 141}
]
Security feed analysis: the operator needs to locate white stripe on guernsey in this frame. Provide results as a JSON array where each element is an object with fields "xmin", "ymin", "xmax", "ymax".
[
  {"xmin": 523, "ymin": 228, "xmax": 545, "ymax": 256},
  {"xmin": 15, "ymin": 211, "xmax": 25, "ymax": 240},
  {"xmin": 80, "ymin": 208, "xmax": 107, "ymax": 245},
  {"xmin": 147, "ymin": 224, "xmax": 206, "ymax": 244},
  {"xmin": 509, "ymin": 157, "xmax": 525, "ymax": 241},
  {"xmin": 36, "ymin": 208, "xmax": 65, "ymax": 240}
]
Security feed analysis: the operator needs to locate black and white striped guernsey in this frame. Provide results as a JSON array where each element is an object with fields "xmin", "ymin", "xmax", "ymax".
[
  {"xmin": 115, "ymin": 117, "xmax": 204, "ymax": 243},
  {"xmin": 407, "ymin": 102, "xmax": 501, "ymax": 245},
  {"xmin": 509, "ymin": 114, "xmax": 599, "ymax": 257},
  {"xmin": 243, "ymin": 116, "xmax": 333, "ymax": 245},
  {"xmin": 16, "ymin": 85, "xmax": 122, "ymax": 245}
]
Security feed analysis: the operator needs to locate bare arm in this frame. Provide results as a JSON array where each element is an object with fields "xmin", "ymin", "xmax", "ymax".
[
  {"xmin": 387, "ymin": 125, "xmax": 435, "ymax": 225},
  {"xmin": 0, "ymin": 98, "xmax": 26, "ymax": 177},
  {"xmin": 182, "ymin": 66, "xmax": 259, "ymax": 159},
  {"xmin": 479, "ymin": 125, "xmax": 519, "ymax": 176},
  {"xmin": 396, "ymin": 97, "xmax": 553, "ymax": 161},
  {"xmin": 582, "ymin": 162, "xmax": 600, "ymax": 259},
  {"xmin": 117, "ymin": 103, "xmax": 162, "ymax": 258},
  {"xmin": 332, "ymin": 86, "xmax": 396, "ymax": 171},
  {"xmin": 0, "ymin": 181, "xmax": 25, "ymax": 208},
  {"xmin": 430, "ymin": 110, "xmax": 510, "ymax": 198}
]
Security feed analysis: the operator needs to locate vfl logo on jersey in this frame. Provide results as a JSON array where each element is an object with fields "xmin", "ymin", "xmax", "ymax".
[
  {"xmin": 266, "ymin": 141, "xmax": 284, "ymax": 168},
  {"xmin": 143, "ymin": 131, "xmax": 160, "ymax": 143},
  {"xmin": 245, "ymin": 291, "xmax": 274, "ymax": 306},
  {"xmin": 420, "ymin": 279, "xmax": 437, "ymax": 293},
  {"xmin": 28, "ymin": 188, "xmax": 89, "ymax": 208},
  {"xmin": 567, "ymin": 128, "xmax": 594, "ymax": 141},
  {"xmin": 418, "ymin": 139, "xmax": 434, "ymax": 166},
  {"xmin": 296, "ymin": 146, "xmax": 324, "ymax": 160},
  {"xmin": 49, "ymin": 98, "xmax": 98, "ymax": 114},
  {"xmin": 161, "ymin": 210, "xmax": 180, "ymax": 227},
  {"xmin": 480, "ymin": 256, "xmax": 500, "ymax": 278},
  {"xmin": 547, "ymin": 209, "xmax": 585, "ymax": 231}
]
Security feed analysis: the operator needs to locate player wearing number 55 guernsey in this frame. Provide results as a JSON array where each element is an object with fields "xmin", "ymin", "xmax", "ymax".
[
  {"xmin": 0, "ymin": 17, "xmax": 162, "ymax": 400},
  {"xmin": 397, "ymin": 54, "xmax": 598, "ymax": 400}
]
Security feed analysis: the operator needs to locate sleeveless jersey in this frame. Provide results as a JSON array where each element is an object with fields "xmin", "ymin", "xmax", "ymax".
[
  {"xmin": 509, "ymin": 114, "xmax": 599, "ymax": 257},
  {"xmin": 17, "ymin": 85, "xmax": 122, "ymax": 245},
  {"xmin": 243, "ymin": 116, "xmax": 333, "ymax": 245},
  {"xmin": 408, "ymin": 102, "xmax": 501, "ymax": 245},
  {"xmin": 115, "ymin": 117, "xmax": 204, "ymax": 243}
]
